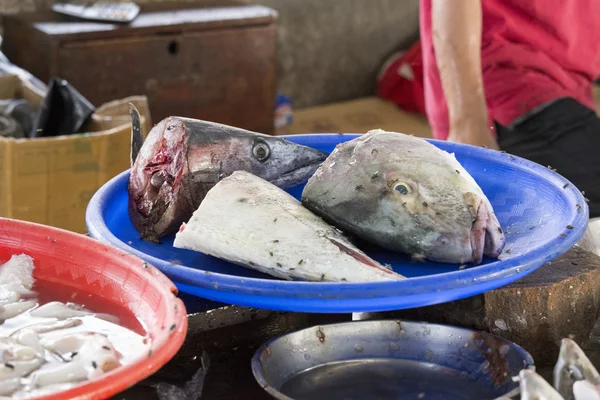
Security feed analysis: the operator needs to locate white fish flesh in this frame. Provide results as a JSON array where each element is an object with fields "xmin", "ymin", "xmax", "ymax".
[{"xmin": 173, "ymin": 171, "xmax": 405, "ymax": 282}]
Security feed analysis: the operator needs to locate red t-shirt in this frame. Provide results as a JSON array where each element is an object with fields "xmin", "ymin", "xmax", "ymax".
[{"xmin": 420, "ymin": 0, "xmax": 600, "ymax": 140}]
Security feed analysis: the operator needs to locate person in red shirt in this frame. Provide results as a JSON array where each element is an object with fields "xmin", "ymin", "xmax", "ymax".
[{"xmin": 420, "ymin": 0, "xmax": 600, "ymax": 217}]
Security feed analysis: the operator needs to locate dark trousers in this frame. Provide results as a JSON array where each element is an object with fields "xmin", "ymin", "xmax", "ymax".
[{"xmin": 496, "ymin": 97, "xmax": 600, "ymax": 218}]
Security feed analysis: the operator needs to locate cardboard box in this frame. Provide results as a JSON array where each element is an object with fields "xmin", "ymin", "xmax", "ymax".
[
  {"xmin": 276, "ymin": 96, "xmax": 433, "ymax": 138},
  {"xmin": 0, "ymin": 75, "xmax": 152, "ymax": 233}
]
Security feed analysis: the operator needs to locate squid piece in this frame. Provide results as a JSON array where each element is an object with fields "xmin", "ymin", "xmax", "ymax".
[
  {"xmin": 0, "ymin": 377, "xmax": 21, "ymax": 396},
  {"xmin": 93, "ymin": 313, "xmax": 121, "ymax": 325},
  {"xmin": 0, "ymin": 283, "xmax": 37, "ymax": 303},
  {"xmin": 29, "ymin": 301, "xmax": 120, "ymax": 325},
  {"xmin": 0, "ymin": 287, "xmax": 20, "ymax": 306},
  {"xmin": 554, "ymin": 338, "xmax": 600, "ymax": 400},
  {"xmin": 0, "ymin": 254, "xmax": 35, "ymax": 290},
  {"xmin": 29, "ymin": 302, "xmax": 92, "ymax": 320},
  {"xmin": 0, "ymin": 357, "xmax": 44, "ymax": 381},
  {"xmin": 0, "ymin": 338, "xmax": 44, "ymax": 382},
  {"xmin": 32, "ymin": 332, "xmax": 121, "ymax": 387},
  {"xmin": 0, "ymin": 338, "xmax": 40, "ymax": 364},
  {"xmin": 0, "ymin": 299, "xmax": 38, "ymax": 323},
  {"xmin": 11, "ymin": 319, "xmax": 83, "ymax": 354},
  {"xmin": 519, "ymin": 369, "xmax": 564, "ymax": 400}
]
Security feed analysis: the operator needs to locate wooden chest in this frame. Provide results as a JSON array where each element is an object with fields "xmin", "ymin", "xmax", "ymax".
[{"xmin": 1, "ymin": 2, "xmax": 278, "ymax": 134}]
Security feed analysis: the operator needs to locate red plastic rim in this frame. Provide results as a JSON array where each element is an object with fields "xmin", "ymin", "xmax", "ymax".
[{"xmin": 0, "ymin": 217, "xmax": 188, "ymax": 400}]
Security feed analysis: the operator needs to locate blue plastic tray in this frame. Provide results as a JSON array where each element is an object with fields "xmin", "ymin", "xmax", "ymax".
[{"xmin": 86, "ymin": 134, "xmax": 588, "ymax": 313}]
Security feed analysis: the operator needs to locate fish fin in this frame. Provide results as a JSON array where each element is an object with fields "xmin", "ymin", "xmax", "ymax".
[
  {"xmin": 519, "ymin": 369, "xmax": 564, "ymax": 400},
  {"xmin": 129, "ymin": 102, "xmax": 143, "ymax": 168}
]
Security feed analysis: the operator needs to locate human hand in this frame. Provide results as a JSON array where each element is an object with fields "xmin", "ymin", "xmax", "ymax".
[{"xmin": 447, "ymin": 123, "xmax": 499, "ymax": 150}]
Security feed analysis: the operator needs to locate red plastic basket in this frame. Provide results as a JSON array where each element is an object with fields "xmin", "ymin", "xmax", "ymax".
[{"xmin": 0, "ymin": 217, "xmax": 188, "ymax": 400}]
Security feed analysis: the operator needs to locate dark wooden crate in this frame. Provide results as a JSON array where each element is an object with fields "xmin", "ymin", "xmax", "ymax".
[{"xmin": 1, "ymin": 1, "xmax": 278, "ymax": 134}]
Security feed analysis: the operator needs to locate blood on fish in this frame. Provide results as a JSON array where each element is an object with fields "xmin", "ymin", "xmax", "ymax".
[{"xmin": 327, "ymin": 237, "xmax": 396, "ymax": 275}]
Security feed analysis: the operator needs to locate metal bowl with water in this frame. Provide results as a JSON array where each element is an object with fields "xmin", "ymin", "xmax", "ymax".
[{"xmin": 251, "ymin": 320, "xmax": 534, "ymax": 400}]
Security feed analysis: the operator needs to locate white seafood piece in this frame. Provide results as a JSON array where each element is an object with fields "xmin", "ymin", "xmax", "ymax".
[
  {"xmin": 0, "ymin": 283, "xmax": 37, "ymax": 303},
  {"xmin": 174, "ymin": 171, "xmax": 406, "ymax": 283},
  {"xmin": 574, "ymin": 380, "xmax": 600, "ymax": 400},
  {"xmin": 0, "ymin": 255, "xmax": 35, "ymax": 289},
  {"xmin": 519, "ymin": 369, "xmax": 564, "ymax": 399},
  {"xmin": 32, "ymin": 332, "xmax": 121, "ymax": 387},
  {"xmin": 11, "ymin": 383, "xmax": 76, "ymax": 399},
  {"xmin": 0, "ymin": 300, "xmax": 38, "ymax": 323},
  {"xmin": 0, "ymin": 377, "xmax": 21, "ymax": 396},
  {"xmin": 11, "ymin": 319, "xmax": 84, "ymax": 354},
  {"xmin": 29, "ymin": 302, "xmax": 92, "ymax": 320},
  {"xmin": 40, "ymin": 332, "xmax": 88, "ymax": 356},
  {"xmin": 12, "ymin": 330, "xmax": 42, "ymax": 356},
  {"xmin": 94, "ymin": 313, "xmax": 121, "ymax": 325},
  {"xmin": 0, "ymin": 338, "xmax": 39, "ymax": 363},
  {"xmin": 0, "ymin": 287, "xmax": 20, "ymax": 306},
  {"xmin": 0, "ymin": 357, "xmax": 44, "ymax": 380},
  {"xmin": 0, "ymin": 338, "xmax": 44, "ymax": 381},
  {"xmin": 554, "ymin": 338, "xmax": 600, "ymax": 399},
  {"xmin": 29, "ymin": 301, "xmax": 121, "ymax": 325}
]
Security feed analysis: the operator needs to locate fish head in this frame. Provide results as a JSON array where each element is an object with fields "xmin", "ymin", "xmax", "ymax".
[
  {"xmin": 302, "ymin": 130, "xmax": 505, "ymax": 264},
  {"xmin": 369, "ymin": 155, "xmax": 501, "ymax": 264},
  {"xmin": 129, "ymin": 116, "xmax": 327, "ymax": 241}
]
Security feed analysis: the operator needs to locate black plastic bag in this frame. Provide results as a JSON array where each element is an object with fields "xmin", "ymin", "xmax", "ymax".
[
  {"xmin": 30, "ymin": 78, "xmax": 95, "ymax": 138},
  {"xmin": 156, "ymin": 351, "xmax": 210, "ymax": 400}
]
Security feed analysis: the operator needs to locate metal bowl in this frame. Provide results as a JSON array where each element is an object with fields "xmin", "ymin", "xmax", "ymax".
[{"xmin": 251, "ymin": 320, "xmax": 534, "ymax": 400}]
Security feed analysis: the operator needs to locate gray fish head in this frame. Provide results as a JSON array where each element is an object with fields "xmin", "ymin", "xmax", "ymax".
[
  {"xmin": 302, "ymin": 130, "xmax": 506, "ymax": 264},
  {"xmin": 128, "ymin": 117, "xmax": 327, "ymax": 241}
]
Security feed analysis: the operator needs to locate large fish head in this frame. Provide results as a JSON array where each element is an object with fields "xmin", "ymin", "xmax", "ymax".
[
  {"xmin": 128, "ymin": 114, "xmax": 327, "ymax": 241},
  {"xmin": 302, "ymin": 130, "xmax": 505, "ymax": 264}
]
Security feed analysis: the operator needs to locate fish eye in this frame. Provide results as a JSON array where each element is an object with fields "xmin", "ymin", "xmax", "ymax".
[
  {"xmin": 252, "ymin": 141, "xmax": 271, "ymax": 162},
  {"xmin": 393, "ymin": 182, "xmax": 412, "ymax": 195}
]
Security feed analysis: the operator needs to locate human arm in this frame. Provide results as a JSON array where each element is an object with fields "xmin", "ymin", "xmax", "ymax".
[{"xmin": 431, "ymin": 0, "xmax": 498, "ymax": 149}]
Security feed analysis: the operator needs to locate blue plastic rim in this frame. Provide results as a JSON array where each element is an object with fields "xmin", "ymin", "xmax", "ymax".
[{"xmin": 86, "ymin": 134, "xmax": 589, "ymax": 313}]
